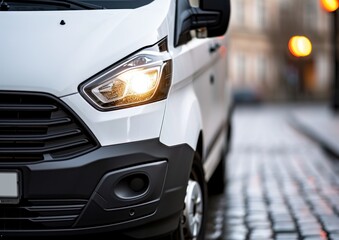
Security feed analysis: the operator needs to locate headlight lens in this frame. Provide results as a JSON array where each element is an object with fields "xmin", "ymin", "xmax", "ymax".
[{"xmin": 80, "ymin": 39, "xmax": 172, "ymax": 111}]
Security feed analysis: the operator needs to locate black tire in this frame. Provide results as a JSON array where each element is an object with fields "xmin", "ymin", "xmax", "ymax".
[
  {"xmin": 207, "ymin": 121, "xmax": 231, "ymax": 195},
  {"xmin": 170, "ymin": 152, "xmax": 207, "ymax": 240},
  {"xmin": 225, "ymin": 121, "xmax": 232, "ymax": 154},
  {"xmin": 207, "ymin": 153, "xmax": 225, "ymax": 195}
]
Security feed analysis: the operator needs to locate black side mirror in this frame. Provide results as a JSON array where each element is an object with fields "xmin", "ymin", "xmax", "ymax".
[
  {"xmin": 200, "ymin": 0, "xmax": 231, "ymax": 37},
  {"xmin": 175, "ymin": 0, "xmax": 231, "ymax": 47}
]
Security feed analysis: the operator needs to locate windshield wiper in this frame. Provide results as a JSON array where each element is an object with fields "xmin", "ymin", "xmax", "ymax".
[{"xmin": 0, "ymin": 0, "xmax": 104, "ymax": 10}]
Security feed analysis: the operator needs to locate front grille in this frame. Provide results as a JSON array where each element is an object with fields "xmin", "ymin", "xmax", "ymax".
[
  {"xmin": 0, "ymin": 199, "xmax": 87, "ymax": 230},
  {"xmin": 0, "ymin": 92, "xmax": 99, "ymax": 162}
]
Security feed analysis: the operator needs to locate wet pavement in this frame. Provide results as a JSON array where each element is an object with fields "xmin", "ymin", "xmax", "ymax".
[
  {"xmin": 291, "ymin": 105, "xmax": 339, "ymax": 158},
  {"xmin": 205, "ymin": 105, "xmax": 339, "ymax": 240}
]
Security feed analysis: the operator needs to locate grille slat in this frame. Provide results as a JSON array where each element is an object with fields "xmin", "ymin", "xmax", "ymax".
[
  {"xmin": 0, "ymin": 92, "xmax": 99, "ymax": 162},
  {"xmin": 0, "ymin": 200, "xmax": 87, "ymax": 229},
  {"xmin": 0, "ymin": 118, "xmax": 72, "ymax": 126},
  {"xmin": 29, "ymin": 215, "xmax": 78, "ymax": 222},
  {"xmin": 0, "ymin": 129, "xmax": 82, "ymax": 141},
  {"xmin": 0, "ymin": 139, "xmax": 89, "ymax": 153},
  {"xmin": 0, "ymin": 104, "xmax": 58, "ymax": 111},
  {"xmin": 24, "ymin": 205, "xmax": 84, "ymax": 212},
  {"xmin": 0, "ymin": 216, "xmax": 77, "ymax": 221}
]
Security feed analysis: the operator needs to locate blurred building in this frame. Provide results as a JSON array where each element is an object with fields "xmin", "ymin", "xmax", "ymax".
[{"xmin": 227, "ymin": 0, "xmax": 332, "ymax": 101}]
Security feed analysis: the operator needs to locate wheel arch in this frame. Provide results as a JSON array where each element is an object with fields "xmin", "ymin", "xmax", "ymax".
[{"xmin": 196, "ymin": 131, "xmax": 204, "ymax": 163}]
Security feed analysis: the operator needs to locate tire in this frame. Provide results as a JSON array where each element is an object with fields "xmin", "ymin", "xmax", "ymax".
[
  {"xmin": 170, "ymin": 152, "xmax": 207, "ymax": 240},
  {"xmin": 207, "ymin": 153, "xmax": 225, "ymax": 195},
  {"xmin": 207, "ymin": 121, "xmax": 232, "ymax": 195},
  {"xmin": 208, "ymin": 121, "xmax": 232, "ymax": 195},
  {"xmin": 225, "ymin": 121, "xmax": 232, "ymax": 154}
]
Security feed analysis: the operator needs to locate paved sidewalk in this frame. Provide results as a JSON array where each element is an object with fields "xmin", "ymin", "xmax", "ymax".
[{"xmin": 291, "ymin": 104, "xmax": 339, "ymax": 158}]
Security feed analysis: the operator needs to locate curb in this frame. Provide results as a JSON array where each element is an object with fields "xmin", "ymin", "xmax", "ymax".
[{"xmin": 289, "ymin": 115, "xmax": 339, "ymax": 158}]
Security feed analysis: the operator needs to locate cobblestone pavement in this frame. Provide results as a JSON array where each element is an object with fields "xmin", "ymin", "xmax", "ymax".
[{"xmin": 205, "ymin": 105, "xmax": 339, "ymax": 240}]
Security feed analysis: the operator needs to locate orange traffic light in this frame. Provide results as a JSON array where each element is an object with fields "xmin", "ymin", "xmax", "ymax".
[
  {"xmin": 288, "ymin": 36, "xmax": 312, "ymax": 57},
  {"xmin": 320, "ymin": 0, "xmax": 339, "ymax": 12}
]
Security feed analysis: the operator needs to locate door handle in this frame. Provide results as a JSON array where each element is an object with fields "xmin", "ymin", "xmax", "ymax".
[
  {"xmin": 210, "ymin": 75, "xmax": 215, "ymax": 85},
  {"xmin": 209, "ymin": 43, "xmax": 221, "ymax": 53}
]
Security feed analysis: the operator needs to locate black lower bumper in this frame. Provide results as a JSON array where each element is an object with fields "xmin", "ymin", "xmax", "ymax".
[{"xmin": 0, "ymin": 139, "xmax": 194, "ymax": 238}]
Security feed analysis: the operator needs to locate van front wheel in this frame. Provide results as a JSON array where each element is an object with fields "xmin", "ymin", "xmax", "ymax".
[{"xmin": 171, "ymin": 153, "xmax": 207, "ymax": 240}]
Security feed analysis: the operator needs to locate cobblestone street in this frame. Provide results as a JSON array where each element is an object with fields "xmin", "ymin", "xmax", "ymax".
[{"xmin": 206, "ymin": 105, "xmax": 339, "ymax": 240}]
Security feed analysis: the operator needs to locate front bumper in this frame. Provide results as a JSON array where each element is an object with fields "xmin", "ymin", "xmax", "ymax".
[{"xmin": 0, "ymin": 139, "xmax": 194, "ymax": 238}]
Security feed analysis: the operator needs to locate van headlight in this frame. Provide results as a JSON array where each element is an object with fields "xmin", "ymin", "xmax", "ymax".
[{"xmin": 80, "ymin": 39, "xmax": 172, "ymax": 111}]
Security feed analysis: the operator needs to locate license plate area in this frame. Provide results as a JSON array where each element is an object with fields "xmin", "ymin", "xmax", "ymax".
[{"xmin": 0, "ymin": 170, "xmax": 21, "ymax": 204}]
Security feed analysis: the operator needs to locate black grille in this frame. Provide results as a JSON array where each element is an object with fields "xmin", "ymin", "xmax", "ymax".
[
  {"xmin": 0, "ymin": 199, "xmax": 87, "ymax": 230},
  {"xmin": 0, "ymin": 92, "xmax": 99, "ymax": 162}
]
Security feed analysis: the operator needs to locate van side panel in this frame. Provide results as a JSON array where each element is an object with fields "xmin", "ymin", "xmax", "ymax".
[{"xmin": 190, "ymin": 38, "xmax": 226, "ymax": 158}]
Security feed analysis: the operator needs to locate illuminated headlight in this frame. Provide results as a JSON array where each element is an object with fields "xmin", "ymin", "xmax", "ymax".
[{"xmin": 80, "ymin": 39, "xmax": 172, "ymax": 110}]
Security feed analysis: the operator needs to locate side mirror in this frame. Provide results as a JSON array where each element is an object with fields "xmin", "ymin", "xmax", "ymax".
[
  {"xmin": 200, "ymin": 0, "xmax": 231, "ymax": 37},
  {"xmin": 175, "ymin": 0, "xmax": 231, "ymax": 46}
]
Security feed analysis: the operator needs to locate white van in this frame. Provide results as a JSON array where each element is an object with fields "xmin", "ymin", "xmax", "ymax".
[{"xmin": 0, "ymin": 0, "xmax": 231, "ymax": 239}]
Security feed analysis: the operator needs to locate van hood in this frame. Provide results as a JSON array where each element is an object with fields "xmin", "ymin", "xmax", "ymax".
[{"xmin": 0, "ymin": 4, "xmax": 169, "ymax": 97}]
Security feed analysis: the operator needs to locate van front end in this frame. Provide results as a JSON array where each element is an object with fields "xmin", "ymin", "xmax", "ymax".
[
  {"xmin": 0, "ymin": 0, "xmax": 232, "ymax": 238},
  {"xmin": 0, "ymin": 1, "xmax": 195, "ymax": 238},
  {"xmin": 0, "ymin": 92, "xmax": 195, "ymax": 238}
]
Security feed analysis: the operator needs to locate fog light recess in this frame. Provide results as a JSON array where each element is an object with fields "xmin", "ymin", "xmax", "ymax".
[{"xmin": 114, "ymin": 173, "xmax": 150, "ymax": 200}]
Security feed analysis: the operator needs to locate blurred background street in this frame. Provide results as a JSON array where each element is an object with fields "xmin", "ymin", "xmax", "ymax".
[
  {"xmin": 204, "ymin": 1, "xmax": 339, "ymax": 238},
  {"xmin": 201, "ymin": 0, "xmax": 339, "ymax": 238},
  {"xmin": 226, "ymin": 0, "xmax": 335, "ymax": 104},
  {"xmin": 205, "ymin": 104, "xmax": 339, "ymax": 240}
]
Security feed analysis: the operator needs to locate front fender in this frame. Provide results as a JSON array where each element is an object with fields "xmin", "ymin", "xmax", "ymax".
[{"xmin": 160, "ymin": 82, "xmax": 202, "ymax": 150}]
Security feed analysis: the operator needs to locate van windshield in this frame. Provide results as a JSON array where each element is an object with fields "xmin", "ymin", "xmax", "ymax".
[{"xmin": 0, "ymin": 0, "xmax": 154, "ymax": 10}]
